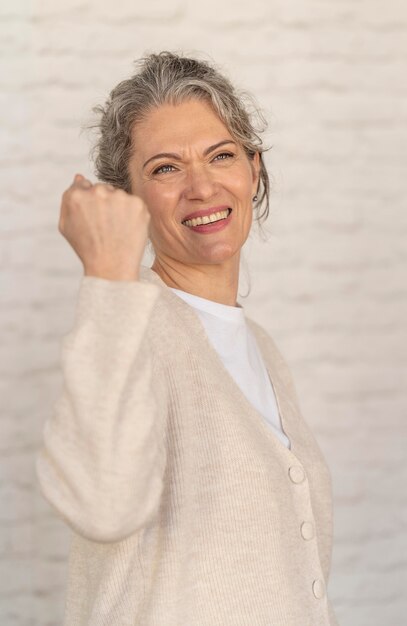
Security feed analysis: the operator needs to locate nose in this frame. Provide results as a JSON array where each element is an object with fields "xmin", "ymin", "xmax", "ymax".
[{"xmin": 182, "ymin": 163, "xmax": 220, "ymax": 202}]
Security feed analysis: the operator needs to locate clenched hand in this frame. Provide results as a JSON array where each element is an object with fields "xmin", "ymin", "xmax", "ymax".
[{"xmin": 59, "ymin": 174, "xmax": 151, "ymax": 281}]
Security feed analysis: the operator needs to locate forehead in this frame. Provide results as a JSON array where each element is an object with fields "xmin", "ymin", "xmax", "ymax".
[{"xmin": 132, "ymin": 99, "xmax": 233, "ymax": 156}]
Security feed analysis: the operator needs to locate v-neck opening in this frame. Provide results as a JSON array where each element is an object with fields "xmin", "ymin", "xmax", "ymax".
[{"xmin": 139, "ymin": 266, "xmax": 301, "ymax": 463}]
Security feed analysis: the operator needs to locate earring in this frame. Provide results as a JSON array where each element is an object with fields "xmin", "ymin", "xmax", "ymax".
[{"xmin": 252, "ymin": 194, "xmax": 258, "ymax": 202}]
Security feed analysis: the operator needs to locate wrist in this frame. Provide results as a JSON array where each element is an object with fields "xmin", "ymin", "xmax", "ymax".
[{"xmin": 84, "ymin": 266, "xmax": 140, "ymax": 282}]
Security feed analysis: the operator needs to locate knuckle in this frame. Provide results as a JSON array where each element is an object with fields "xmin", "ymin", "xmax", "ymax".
[
  {"xmin": 131, "ymin": 195, "xmax": 145, "ymax": 210},
  {"xmin": 113, "ymin": 187, "xmax": 127, "ymax": 200},
  {"xmin": 70, "ymin": 188, "xmax": 82, "ymax": 203},
  {"xmin": 93, "ymin": 183, "xmax": 109, "ymax": 198}
]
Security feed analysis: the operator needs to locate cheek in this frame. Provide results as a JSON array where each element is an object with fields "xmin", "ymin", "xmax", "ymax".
[
  {"xmin": 143, "ymin": 186, "xmax": 180, "ymax": 236},
  {"xmin": 228, "ymin": 160, "xmax": 254, "ymax": 196},
  {"xmin": 144, "ymin": 185, "xmax": 174, "ymax": 215},
  {"xmin": 230, "ymin": 173, "xmax": 253, "ymax": 201}
]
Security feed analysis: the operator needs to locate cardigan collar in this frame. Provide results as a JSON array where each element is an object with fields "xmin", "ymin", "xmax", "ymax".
[{"xmin": 138, "ymin": 264, "xmax": 310, "ymax": 466}]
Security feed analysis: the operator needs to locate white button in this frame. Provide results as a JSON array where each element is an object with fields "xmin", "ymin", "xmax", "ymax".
[
  {"xmin": 312, "ymin": 579, "xmax": 325, "ymax": 599},
  {"xmin": 288, "ymin": 465, "xmax": 306, "ymax": 484},
  {"xmin": 301, "ymin": 521, "xmax": 315, "ymax": 540}
]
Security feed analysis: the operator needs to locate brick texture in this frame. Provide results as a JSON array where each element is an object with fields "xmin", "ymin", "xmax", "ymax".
[{"xmin": 1, "ymin": 1, "xmax": 406, "ymax": 624}]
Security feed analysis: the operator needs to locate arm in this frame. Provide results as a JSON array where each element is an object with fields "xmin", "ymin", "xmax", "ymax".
[{"xmin": 35, "ymin": 275, "xmax": 166, "ymax": 543}]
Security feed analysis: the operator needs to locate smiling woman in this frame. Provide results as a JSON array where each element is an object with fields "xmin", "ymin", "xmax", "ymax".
[
  {"xmin": 127, "ymin": 98, "xmax": 261, "ymax": 291},
  {"xmin": 35, "ymin": 51, "xmax": 339, "ymax": 626},
  {"xmin": 87, "ymin": 52, "xmax": 270, "ymax": 303}
]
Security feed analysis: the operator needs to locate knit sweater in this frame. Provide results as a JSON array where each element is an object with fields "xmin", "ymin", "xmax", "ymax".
[{"xmin": 35, "ymin": 265, "xmax": 339, "ymax": 626}]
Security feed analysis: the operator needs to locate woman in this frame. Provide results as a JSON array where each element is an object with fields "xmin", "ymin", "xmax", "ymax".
[{"xmin": 36, "ymin": 52, "xmax": 339, "ymax": 626}]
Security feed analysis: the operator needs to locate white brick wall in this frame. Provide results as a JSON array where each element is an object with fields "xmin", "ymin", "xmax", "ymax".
[{"xmin": 1, "ymin": 1, "xmax": 406, "ymax": 624}]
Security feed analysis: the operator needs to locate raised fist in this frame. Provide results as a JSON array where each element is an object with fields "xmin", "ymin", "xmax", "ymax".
[{"xmin": 59, "ymin": 174, "xmax": 151, "ymax": 281}]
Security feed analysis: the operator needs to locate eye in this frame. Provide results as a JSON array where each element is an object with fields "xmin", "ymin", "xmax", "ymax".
[
  {"xmin": 213, "ymin": 152, "xmax": 234, "ymax": 161},
  {"xmin": 152, "ymin": 164, "xmax": 176, "ymax": 175}
]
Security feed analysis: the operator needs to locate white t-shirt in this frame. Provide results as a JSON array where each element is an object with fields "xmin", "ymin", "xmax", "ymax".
[{"xmin": 169, "ymin": 287, "xmax": 291, "ymax": 450}]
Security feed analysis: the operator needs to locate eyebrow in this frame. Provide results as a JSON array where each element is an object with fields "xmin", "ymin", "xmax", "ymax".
[{"xmin": 142, "ymin": 140, "xmax": 237, "ymax": 170}]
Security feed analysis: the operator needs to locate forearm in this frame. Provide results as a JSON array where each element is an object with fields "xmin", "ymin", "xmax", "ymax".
[{"xmin": 35, "ymin": 276, "xmax": 166, "ymax": 543}]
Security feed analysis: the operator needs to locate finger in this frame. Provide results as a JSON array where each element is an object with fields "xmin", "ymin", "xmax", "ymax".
[{"xmin": 73, "ymin": 173, "xmax": 92, "ymax": 189}]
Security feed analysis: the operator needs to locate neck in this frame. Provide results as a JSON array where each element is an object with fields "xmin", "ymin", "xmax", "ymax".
[{"xmin": 150, "ymin": 255, "xmax": 240, "ymax": 307}]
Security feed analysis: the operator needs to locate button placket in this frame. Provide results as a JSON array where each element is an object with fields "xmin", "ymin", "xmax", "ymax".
[{"xmin": 287, "ymin": 463, "xmax": 327, "ymax": 607}]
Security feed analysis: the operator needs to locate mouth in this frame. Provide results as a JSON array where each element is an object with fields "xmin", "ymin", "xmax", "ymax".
[{"xmin": 182, "ymin": 208, "xmax": 232, "ymax": 228}]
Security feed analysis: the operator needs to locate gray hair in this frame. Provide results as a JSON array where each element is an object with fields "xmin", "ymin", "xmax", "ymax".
[{"xmin": 86, "ymin": 51, "xmax": 271, "ymax": 231}]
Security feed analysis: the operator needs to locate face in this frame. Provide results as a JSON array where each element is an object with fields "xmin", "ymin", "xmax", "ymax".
[{"xmin": 128, "ymin": 98, "xmax": 260, "ymax": 267}]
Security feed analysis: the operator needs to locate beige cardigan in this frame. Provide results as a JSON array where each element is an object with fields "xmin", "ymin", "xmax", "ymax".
[{"xmin": 36, "ymin": 265, "xmax": 339, "ymax": 626}]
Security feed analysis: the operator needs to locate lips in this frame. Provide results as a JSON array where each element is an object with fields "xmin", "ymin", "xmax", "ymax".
[{"xmin": 181, "ymin": 205, "xmax": 231, "ymax": 223}]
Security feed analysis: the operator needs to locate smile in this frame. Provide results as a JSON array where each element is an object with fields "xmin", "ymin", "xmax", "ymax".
[{"xmin": 182, "ymin": 208, "xmax": 232, "ymax": 227}]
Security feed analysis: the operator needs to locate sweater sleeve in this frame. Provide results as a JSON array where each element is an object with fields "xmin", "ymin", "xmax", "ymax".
[{"xmin": 35, "ymin": 276, "xmax": 166, "ymax": 544}]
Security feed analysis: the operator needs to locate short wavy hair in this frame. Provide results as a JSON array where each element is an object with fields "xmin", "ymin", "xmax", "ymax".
[{"xmin": 86, "ymin": 51, "xmax": 271, "ymax": 230}]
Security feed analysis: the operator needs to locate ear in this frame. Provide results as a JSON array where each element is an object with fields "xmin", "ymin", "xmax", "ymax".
[{"xmin": 251, "ymin": 152, "xmax": 261, "ymax": 196}]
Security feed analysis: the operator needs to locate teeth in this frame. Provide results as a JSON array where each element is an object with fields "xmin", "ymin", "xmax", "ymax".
[{"xmin": 183, "ymin": 209, "xmax": 230, "ymax": 227}]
